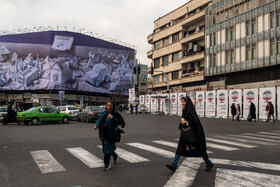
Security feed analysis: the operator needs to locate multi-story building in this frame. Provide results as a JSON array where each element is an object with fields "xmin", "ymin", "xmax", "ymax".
[
  {"xmin": 205, "ymin": 0, "xmax": 280, "ymax": 90},
  {"xmin": 147, "ymin": 0, "xmax": 212, "ymax": 93}
]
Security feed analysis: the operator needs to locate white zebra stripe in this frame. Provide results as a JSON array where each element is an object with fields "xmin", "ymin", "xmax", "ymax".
[
  {"xmin": 127, "ymin": 143, "xmax": 174, "ymax": 158},
  {"xmin": 206, "ymin": 137, "xmax": 256, "ymax": 148},
  {"xmin": 30, "ymin": 150, "xmax": 66, "ymax": 174},
  {"xmin": 229, "ymin": 134, "xmax": 280, "ymax": 143},
  {"xmin": 258, "ymin": 132, "xmax": 280, "ymax": 136},
  {"xmin": 242, "ymin": 133, "xmax": 280, "ymax": 140},
  {"xmin": 206, "ymin": 142, "xmax": 239, "ymax": 151},
  {"xmin": 66, "ymin": 147, "xmax": 103, "ymax": 168},
  {"xmin": 97, "ymin": 146, "xmax": 149, "ymax": 163},
  {"xmin": 213, "ymin": 135, "xmax": 275, "ymax": 145}
]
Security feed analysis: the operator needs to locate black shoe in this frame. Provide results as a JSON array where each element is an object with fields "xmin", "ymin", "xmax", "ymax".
[
  {"xmin": 103, "ymin": 164, "xmax": 111, "ymax": 171},
  {"xmin": 205, "ymin": 163, "xmax": 214, "ymax": 172},
  {"xmin": 165, "ymin": 164, "xmax": 176, "ymax": 173},
  {"xmin": 114, "ymin": 156, "xmax": 119, "ymax": 164}
]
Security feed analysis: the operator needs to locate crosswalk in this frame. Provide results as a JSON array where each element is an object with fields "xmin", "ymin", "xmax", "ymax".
[{"xmin": 29, "ymin": 130, "xmax": 280, "ymax": 174}]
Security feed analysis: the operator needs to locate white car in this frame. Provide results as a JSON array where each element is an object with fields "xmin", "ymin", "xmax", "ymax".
[
  {"xmin": 0, "ymin": 107, "xmax": 7, "ymax": 121},
  {"xmin": 58, "ymin": 105, "xmax": 79, "ymax": 120}
]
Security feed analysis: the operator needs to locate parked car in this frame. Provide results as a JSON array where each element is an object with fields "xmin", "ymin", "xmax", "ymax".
[
  {"xmin": 58, "ymin": 105, "xmax": 79, "ymax": 120},
  {"xmin": 77, "ymin": 106, "xmax": 105, "ymax": 123},
  {"xmin": 138, "ymin": 105, "xmax": 148, "ymax": 114},
  {"xmin": 17, "ymin": 106, "xmax": 72, "ymax": 125},
  {"xmin": 0, "ymin": 107, "xmax": 7, "ymax": 121}
]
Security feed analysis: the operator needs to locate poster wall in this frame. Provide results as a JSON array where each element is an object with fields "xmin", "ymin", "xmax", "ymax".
[
  {"xmin": 278, "ymin": 87, "xmax": 280, "ymax": 120},
  {"xmin": 145, "ymin": 95, "xmax": 151, "ymax": 113},
  {"xmin": 259, "ymin": 87, "xmax": 276, "ymax": 120},
  {"xmin": 229, "ymin": 89, "xmax": 242, "ymax": 117},
  {"xmin": 178, "ymin": 92, "xmax": 186, "ymax": 116},
  {"xmin": 150, "ymin": 94, "xmax": 158, "ymax": 113},
  {"xmin": 206, "ymin": 91, "xmax": 216, "ymax": 117},
  {"xmin": 170, "ymin": 93, "xmax": 178, "ymax": 115},
  {"xmin": 164, "ymin": 94, "xmax": 170, "ymax": 115},
  {"xmin": 196, "ymin": 91, "xmax": 205, "ymax": 117},
  {"xmin": 217, "ymin": 90, "xmax": 228, "ymax": 118},
  {"xmin": 139, "ymin": 95, "xmax": 145, "ymax": 105},
  {"xmin": 243, "ymin": 89, "xmax": 258, "ymax": 119}
]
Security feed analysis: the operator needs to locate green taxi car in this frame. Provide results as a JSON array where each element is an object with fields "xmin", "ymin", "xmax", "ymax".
[{"xmin": 17, "ymin": 106, "xmax": 72, "ymax": 125}]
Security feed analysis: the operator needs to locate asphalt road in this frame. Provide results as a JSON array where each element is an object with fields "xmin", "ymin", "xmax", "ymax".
[{"xmin": 1, "ymin": 112, "xmax": 280, "ymax": 187}]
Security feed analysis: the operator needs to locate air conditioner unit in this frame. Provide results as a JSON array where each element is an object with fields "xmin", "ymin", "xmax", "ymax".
[{"xmin": 193, "ymin": 44, "xmax": 201, "ymax": 52}]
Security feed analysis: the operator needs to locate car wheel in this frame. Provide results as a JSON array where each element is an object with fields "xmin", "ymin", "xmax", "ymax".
[
  {"xmin": 2, "ymin": 120, "xmax": 7, "ymax": 125},
  {"xmin": 17, "ymin": 120, "xmax": 22, "ymax": 125},
  {"xmin": 31, "ymin": 118, "xmax": 39, "ymax": 125},
  {"xmin": 23, "ymin": 121, "xmax": 29, "ymax": 125},
  {"xmin": 62, "ymin": 116, "xmax": 69, "ymax": 124}
]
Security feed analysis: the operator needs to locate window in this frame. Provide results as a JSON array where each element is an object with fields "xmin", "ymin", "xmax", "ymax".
[
  {"xmin": 277, "ymin": 37, "xmax": 280, "ymax": 54},
  {"xmin": 163, "ymin": 55, "xmax": 169, "ymax": 66},
  {"xmin": 226, "ymin": 49, "xmax": 235, "ymax": 64},
  {"xmin": 209, "ymin": 34, "xmax": 213, "ymax": 47},
  {"xmin": 172, "ymin": 52, "xmax": 180, "ymax": 61},
  {"xmin": 246, "ymin": 19, "xmax": 257, "ymax": 36},
  {"xmin": 246, "ymin": 45, "xmax": 251, "ymax": 60},
  {"xmin": 47, "ymin": 108, "xmax": 57, "ymax": 113},
  {"xmin": 154, "ymin": 41, "xmax": 161, "ymax": 49},
  {"xmin": 213, "ymin": 33, "xmax": 216, "ymax": 46},
  {"xmin": 199, "ymin": 25, "xmax": 205, "ymax": 31},
  {"xmin": 172, "ymin": 71, "xmax": 179, "ymax": 80},
  {"xmin": 252, "ymin": 43, "xmax": 257, "ymax": 59},
  {"xmin": 172, "ymin": 32, "xmax": 179, "ymax": 42},
  {"xmin": 246, "ymin": 20, "xmax": 251, "ymax": 36},
  {"xmin": 154, "ymin": 58, "xmax": 160, "ymax": 69},
  {"xmin": 271, "ymin": 11, "xmax": 276, "ymax": 28},
  {"xmin": 252, "ymin": 18, "xmax": 257, "ymax": 34},
  {"xmin": 226, "ymin": 27, "xmax": 235, "ymax": 42},
  {"xmin": 209, "ymin": 54, "xmax": 216, "ymax": 68},
  {"xmin": 162, "ymin": 74, "xmax": 168, "ymax": 82},
  {"xmin": 163, "ymin": 37, "xmax": 169, "ymax": 46},
  {"xmin": 246, "ymin": 43, "xmax": 257, "ymax": 60},
  {"xmin": 154, "ymin": 75, "xmax": 160, "ymax": 83},
  {"xmin": 277, "ymin": 9, "xmax": 280, "ymax": 27},
  {"xmin": 270, "ymin": 37, "xmax": 280, "ymax": 55}
]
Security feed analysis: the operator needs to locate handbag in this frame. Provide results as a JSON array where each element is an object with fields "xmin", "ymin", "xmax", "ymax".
[
  {"xmin": 247, "ymin": 114, "xmax": 252, "ymax": 121},
  {"xmin": 180, "ymin": 125, "xmax": 196, "ymax": 144}
]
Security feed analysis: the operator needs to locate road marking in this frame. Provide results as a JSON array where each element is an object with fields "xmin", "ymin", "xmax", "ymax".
[
  {"xmin": 242, "ymin": 133, "xmax": 280, "ymax": 140},
  {"xmin": 213, "ymin": 135, "xmax": 275, "ymax": 145},
  {"xmin": 206, "ymin": 137, "xmax": 256, "ymax": 148},
  {"xmin": 126, "ymin": 143, "xmax": 174, "ymax": 158},
  {"xmin": 154, "ymin": 140, "xmax": 213, "ymax": 154},
  {"xmin": 164, "ymin": 158, "xmax": 201, "ymax": 187},
  {"xmin": 215, "ymin": 168, "xmax": 280, "ymax": 187},
  {"xmin": 30, "ymin": 150, "xmax": 66, "ymax": 174},
  {"xmin": 97, "ymin": 146, "xmax": 149, "ymax": 163},
  {"xmin": 229, "ymin": 134, "xmax": 280, "ymax": 143},
  {"xmin": 66, "ymin": 147, "xmax": 103, "ymax": 168},
  {"xmin": 258, "ymin": 131, "xmax": 280, "ymax": 136},
  {"xmin": 206, "ymin": 142, "xmax": 239, "ymax": 151}
]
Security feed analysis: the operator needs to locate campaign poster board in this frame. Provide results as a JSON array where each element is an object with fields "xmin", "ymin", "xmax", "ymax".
[
  {"xmin": 145, "ymin": 95, "xmax": 151, "ymax": 113},
  {"xmin": 158, "ymin": 94, "xmax": 167, "ymax": 113},
  {"xmin": 278, "ymin": 87, "xmax": 280, "ymax": 120},
  {"xmin": 170, "ymin": 93, "xmax": 178, "ymax": 115},
  {"xmin": 259, "ymin": 87, "xmax": 276, "ymax": 120},
  {"xmin": 196, "ymin": 91, "xmax": 205, "ymax": 117},
  {"xmin": 217, "ymin": 90, "xmax": 228, "ymax": 118},
  {"xmin": 206, "ymin": 91, "xmax": 216, "ymax": 117},
  {"xmin": 139, "ymin": 95, "xmax": 145, "ymax": 105},
  {"xmin": 129, "ymin": 88, "xmax": 135, "ymax": 102},
  {"xmin": 164, "ymin": 94, "xmax": 170, "ymax": 115},
  {"xmin": 177, "ymin": 92, "xmax": 186, "ymax": 116},
  {"xmin": 151, "ymin": 94, "xmax": 158, "ymax": 113},
  {"xmin": 243, "ymin": 89, "xmax": 259, "ymax": 120},
  {"xmin": 229, "ymin": 89, "xmax": 242, "ymax": 117},
  {"xmin": 186, "ymin": 92, "xmax": 196, "ymax": 105}
]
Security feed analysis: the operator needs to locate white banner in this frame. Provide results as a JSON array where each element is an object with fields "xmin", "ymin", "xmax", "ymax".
[
  {"xmin": 151, "ymin": 94, "xmax": 158, "ymax": 113},
  {"xmin": 177, "ymin": 93, "xmax": 186, "ymax": 116},
  {"xmin": 170, "ymin": 93, "xmax": 178, "ymax": 115},
  {"xmin": 196, "ymin": 91, "xmax": 205, "ymax": 117},
  {"xmin": 217, "ymin": 90, "xmax": 228, "ymax": 118},
  {"xmin": 259, "ymin": 87, "xmax": 276, "ymax": 120},
  {"xmin": 243, "ymin": 89, "xmax": 258, "ymax": 120},
  {"xmin": 51, "ymin": 35, "xmax": 74, "ymax": 51},
  {"xmin": 206, "ymin": 91, "xmax": 216, "ymax": 117},
  {"xmin": 229, "ymin": 89, "xmax": 242, "ymax": 117},
  {"xmin": 128, "ymin": 88, "xmax": 135, "ymax": 102},
  {"xmin": 278, "ymin": 87, "xmax": 280, "ymax": 120},
  {"xmin": 139, "ymin": 95, "xmax": 145, "ymax": 105},
  {"xmin": 145, "ymin": 95, "xmax": 151, "ymax": 113}
]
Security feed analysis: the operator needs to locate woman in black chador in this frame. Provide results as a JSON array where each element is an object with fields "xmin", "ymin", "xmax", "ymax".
[
  {"xmin": 249, "ymin": 102, "xmax": 256, "ymax": 122},
  {"xmin": 166, "ymin": 97, "xmax": 214, "ymax": 172}
]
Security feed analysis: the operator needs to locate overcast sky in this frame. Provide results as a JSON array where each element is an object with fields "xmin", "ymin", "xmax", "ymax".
[{"xmin": 0, "ymin": 0, "xmax": 188, "ymax": 66}]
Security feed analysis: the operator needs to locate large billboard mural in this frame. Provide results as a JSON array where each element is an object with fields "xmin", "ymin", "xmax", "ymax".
[{"xmin": 0, "ymin": 32, "xmax": 134, "ymax": 95}]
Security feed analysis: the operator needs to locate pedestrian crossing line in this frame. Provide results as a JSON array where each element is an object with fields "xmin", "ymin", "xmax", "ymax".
[
  {"xmin": 126, "ymin": 143, "xmax": 174, "ymax": 158},
  {"xmin": 97, "ymin": 146, "xmax": 150, "ymax": 163},
  {"xmin": 66, "ymin": 147, "xmax": 103, "ymax": 168},
  {"xmin": 229, "ymin": 134, "xmax": 280, "ymax": 143},
  {"xmin": 258, "ymin": 132, "xmax": 280, "ymax": 136},
  {"xmin": 206, "ymin": 143, "xmax": 239, "ymax": 151},
  {"xmin": 206, "ymin": 137, "xmax": 256, "ymax": 148},
  {"xmin": 213, "ymin": 135, "xmax": 275, "ymax": 146},
  {"xmin": 154, "ymin": 140, "xmax": 214, "ymax": 154},
  {"xmin": 242, "ymin": 133, "xmax": 280, "ymax": 140},
  {"xmin": 30, "ymin": 150, "xmax": 66, "ymax": 174}
]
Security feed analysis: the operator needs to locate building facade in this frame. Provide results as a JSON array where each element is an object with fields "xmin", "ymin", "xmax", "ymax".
[
  {"xmin": 147, "ymin": 0, "xmax": 212, "ymax": 93},
  {"xmin": 205, "ymin": 0, "xmax": 280, "ymax": 90}
]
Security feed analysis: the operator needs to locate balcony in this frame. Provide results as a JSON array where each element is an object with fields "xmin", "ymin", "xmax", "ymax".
[
  {"xmin": 147, "ymin": 33, "xmax": 154, "ymax": 44},
  {"xmin": 180, "ymin": 52, "xmax": 204, "ymax": 65},
  {"xmin": 181, "ymin": 30, "xmax": 204, "ymax": 45},
  {"xmin": 147, "ymin": 50, "xmax": 153, "ymax": 59}
]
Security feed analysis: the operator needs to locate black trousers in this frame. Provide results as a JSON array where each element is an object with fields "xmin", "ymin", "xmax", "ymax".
[{"xmin": 104, "ymin": 152, "xmax": 118, "ymax": 166}]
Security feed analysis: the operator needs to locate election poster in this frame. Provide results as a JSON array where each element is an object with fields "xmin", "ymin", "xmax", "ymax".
[
  {"xmin": 151, "ymin": 94, "xmax": 158, "ymax": 113},
  {"xmin": 259, "ymin": 87, "xmax": 276, "ymax": 120},
  {"xmin": 164, "ymin": 94, "xmax": 170, "ymax": 115},
  {"xmin": 186, "ymin": 92, "xmax": 196, "ymax": 105},
  {"xmin": 170, "ymin": 93, "xmax": 178, "ymax": 115},
  {"xmin": 196, "ymin": 91, "xmax": 205, "ymax": 117},
  {"xmin": 177, "ymin": 92, "xmax": 186, "ymax": 116},
  {"xmin": 278, "ymin": 87, "xmax": 280, "ymax": 120},
  {"xmin": 217, "ymin": 90, "xmax": 228, "ymax": 118},
  {"xmin": 229, "ymin": 89, "xmax": 242, "ymax": 118},
  {"xmin": 243, "ymin": 89, "xmax": 258, "ymax": 120},
  {"xmin": 145, "ymin": 95, "xmax": 151, "ymax": 113},
  {"xmin": 139, "ymin": 95, "xmax": 145, "ymax": 105},
  {"xmin": 206, "ymin": 91, "xmax": 216, "ymax": 117}
]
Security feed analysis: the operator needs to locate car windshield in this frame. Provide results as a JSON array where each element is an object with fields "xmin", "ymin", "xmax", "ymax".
[
  {"xmin": 90, "ymin": 106, "xmax": 104, "ymax": 111},
  {"xmin": 0, "ymin": 107, "xmax": 7, "ymax": 112},
  {"xmin": 25, "ymin": 107, "xmax": 37, "ymax": 112},
  {"xmin": 67, "ymin": 107, "xmax": 78, "ymax": 110}
]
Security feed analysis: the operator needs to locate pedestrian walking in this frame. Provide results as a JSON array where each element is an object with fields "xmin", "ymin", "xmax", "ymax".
[
  {"xmin": 266, "ymin": 102, "xmax": 269, "ymax": 120},
  {"xmin": 135, "ymin": 103, "xmax": 138, "ymax": 114},
  {"xmin": 165, "ymin": 97, "xmax": 214, "ymax": 173},
  {"xmin": 236, "ymin": 104, "xmax": 241, "ymax": 121},
  {"xmin": 231, "ymin": 103, "xmax": 237, "ymax": 121},
  {"xmin": 94, "ymin": 102, "xmax": 126, "ymax": 171},
  {"xmin": 249, "ymin": 102, "xmax": 256, "ymax": 122},
  {"xmin": 267, "ymin": 102, "xmax": 275, "ymax": 123},
  {"xmin": 130, "ymin": 103, "xmax": 133, "ymax": 114}
]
